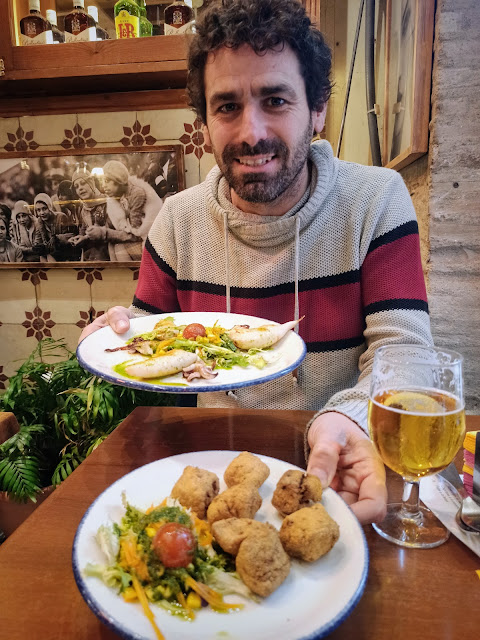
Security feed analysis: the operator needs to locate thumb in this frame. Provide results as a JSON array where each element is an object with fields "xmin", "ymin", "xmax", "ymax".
[{"xmin": 306, "ymin": 436, "xmax": 342, "ymax": 489}]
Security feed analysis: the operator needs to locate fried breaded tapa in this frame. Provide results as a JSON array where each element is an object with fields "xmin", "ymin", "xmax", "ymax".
[
  {"xmin": 272, "ymin": 469, "xmax": 323, "ymax": 516},
  {"xmin": 279, "ymin": 504, "xmax": 340, "ymax": 562},
  {"xmin": 170, "ymin": 465, "xmax": 220, "ymax": 519},
  {"xmin": 211, "ymin": 517, "xmax": 276, "ymax": 556},
  {"xmin": 207, "ymin": 483, "xmax": 262, "ymax": 524},
  {"xmin": 224, "ymin": 451, "xmax": 270, "ymax": 488}
]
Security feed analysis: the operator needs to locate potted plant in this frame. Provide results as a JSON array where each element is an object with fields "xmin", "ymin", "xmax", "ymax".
[{"xmin": 0, "ymin": 338, "xmax": 174, "ymax": 536}]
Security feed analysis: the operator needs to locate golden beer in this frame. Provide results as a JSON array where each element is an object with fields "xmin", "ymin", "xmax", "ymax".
[{"xmin": 368, "ymin": 389, "xmax": 465, "ymax": 481}]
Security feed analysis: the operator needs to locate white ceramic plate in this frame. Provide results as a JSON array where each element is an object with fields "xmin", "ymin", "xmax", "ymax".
[
  {"xmin": 76, "ymin": 312, "xmax": 307, "ymax": 394},
  {"xmin": 72, "ymin": 451, "xmax": 369, "ymax": 640}
]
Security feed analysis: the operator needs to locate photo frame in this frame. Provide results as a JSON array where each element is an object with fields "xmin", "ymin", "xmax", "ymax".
[
  {"xmin": 0, "ymin": 145, "xmax": 185, "ymax": 267},
  {"xmin": 382, "ymin": 0, "xmax": 435, "ymax": 170}
]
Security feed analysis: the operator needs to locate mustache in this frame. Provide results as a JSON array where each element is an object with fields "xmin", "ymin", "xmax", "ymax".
[{"xmin": 222, "ymin": 139, "xmax": 288, "ymax": 163}]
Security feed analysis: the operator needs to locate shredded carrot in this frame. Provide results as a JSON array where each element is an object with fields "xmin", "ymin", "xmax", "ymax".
[
  {"xmin": 131, "ymin": 575, "xmax": 165, "ymax": 640},
  {"xmin": 145, "ymin": 498, "xmax": 168, "ymax": 514},
  {"xmin": 119, "ymin": 536, "xmax": 150, "ymax": 582},
  {"xmin": 184, "ymin": 575, "xmax": 244, "ymax": 612},
  {"xmin": 194, "ymin": 515, "xmax": 213, "ymax": 546}
]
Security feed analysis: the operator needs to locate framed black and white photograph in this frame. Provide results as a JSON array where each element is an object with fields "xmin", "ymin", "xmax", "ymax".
[{"xmin": 0, "ymin": 146, "xmax": 185, "ymax": 267}]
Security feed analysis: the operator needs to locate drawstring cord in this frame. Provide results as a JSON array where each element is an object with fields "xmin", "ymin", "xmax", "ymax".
[{"xmin": 224, "ymin": 212, "xmax": 231, "ymax": 314}]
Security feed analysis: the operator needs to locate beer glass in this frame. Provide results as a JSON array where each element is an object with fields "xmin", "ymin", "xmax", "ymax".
[{"xmin": 368, "ymin": 344, "xmax": 465, "ymax": 548}]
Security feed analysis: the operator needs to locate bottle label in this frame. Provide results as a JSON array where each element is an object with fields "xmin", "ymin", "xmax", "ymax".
[
  {"xmin": 164, "ymin": 21, "xmax": 193, "ymax": 34},
  {"xmin": 65, "ymin": 27, "xmax": 96, "ymax": 42},
  {"xmin": 20, "ymin": 30, "xmax": 54, "ymax": 45},
  {"xmin": 115, "ymin": 10, "xmax": 140, "ymax": 38}
]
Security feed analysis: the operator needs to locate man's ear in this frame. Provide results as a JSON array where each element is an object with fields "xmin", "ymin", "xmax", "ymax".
[
  {"xmin": 312, "ymin": 104, "xmax": 327, "ymax": 135},
  {"xmin": 203, "ymin": 125, "xmax": 211, "ymax": 147}
]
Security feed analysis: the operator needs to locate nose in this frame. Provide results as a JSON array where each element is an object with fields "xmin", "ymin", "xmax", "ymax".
[{"xmin": 238, "ymin": 104, "xmax": 269, "ymax": 148}]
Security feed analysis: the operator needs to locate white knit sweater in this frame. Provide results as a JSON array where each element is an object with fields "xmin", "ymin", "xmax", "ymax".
[{"xmin": 132, "ymin": 141, "xmax": 433, "ymax": 432}]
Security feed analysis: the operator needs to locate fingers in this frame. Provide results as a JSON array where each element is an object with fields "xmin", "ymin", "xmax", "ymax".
[
  {"xmin": 307, "ymin": 438, "xmax": 342, "ymax": 488},
  {"xmin": 78, "ymin": 306, "xmax": 133, "ymax": 344},
  {"xmin": 106, "ymin": 306, "xmax": 134, "ymax": 333}
]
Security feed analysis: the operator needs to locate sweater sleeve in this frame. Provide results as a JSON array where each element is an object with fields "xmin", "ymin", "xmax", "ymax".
[
  {"xmin": 305, "ymin": 171, "xmax": 433, "ymax": 452},
  {"xmin": 130, "ymin": 199, "xmax": 180, "ymax": 316}
]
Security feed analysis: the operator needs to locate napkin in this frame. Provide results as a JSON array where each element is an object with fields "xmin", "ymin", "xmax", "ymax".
[
  {"xmin": 420, "ymin": 474, "xmax": 480, "ymax": 558},
  {"xmin": 462, "ymin": 430, "xmax": 478, "ymax": 498}
]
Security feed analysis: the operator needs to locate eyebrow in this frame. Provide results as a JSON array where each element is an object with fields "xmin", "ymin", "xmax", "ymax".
[{"xmin": 209, "ymin": 83, "xmax": 297, "ymax": 107}]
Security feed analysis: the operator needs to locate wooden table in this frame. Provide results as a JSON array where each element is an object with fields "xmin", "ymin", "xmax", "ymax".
[{"xmin": 1, "ymin": 408, "xmax": 479, "ymax": 640}]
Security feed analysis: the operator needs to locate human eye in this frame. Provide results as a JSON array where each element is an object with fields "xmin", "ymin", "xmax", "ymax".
[
  {"xmin": 218, "ymin": 102, "xmax": 238, "ymax": 114},
  {"xmin": 267, "ymin": 96, "xmax": 286, "ymax": 107}
]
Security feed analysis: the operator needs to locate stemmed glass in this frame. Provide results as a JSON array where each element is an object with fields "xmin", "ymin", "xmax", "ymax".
[{"xmin": 368, "ymin": 344, "xmax": 465, "ymax": 548}]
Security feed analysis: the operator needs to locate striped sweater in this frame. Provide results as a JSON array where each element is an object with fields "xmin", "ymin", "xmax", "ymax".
[{"xmin": 132, "ymin": 141, "xmax": 433, "ymax": 432}]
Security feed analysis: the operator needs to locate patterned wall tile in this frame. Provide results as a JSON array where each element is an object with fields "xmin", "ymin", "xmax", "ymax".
[
  {"xmin": 76, "ymin": 112, "xmax": 136, "ymax": 146},
  {"xmin": 136, "ymin": 109, "xmax": 194, "ymax": 143},
  {"xmin": 35, "ymin": 269, "xmax": 91, "ymax": 324},
  {"xmin": 0, "ymin": 270, "xmax": 36, "ymax": 324},
  {"xmin": 0, "ymin": 323, "xmax": 40, "ymax": 381},
  {"xmin": 18, "ymin": 114, "xmax": 78, "ymax": 148},
  {"xmin": 50, "ymin": 323, "xmax": 86, "ymax": 356},
  {"xmin": 90, "ymin": 268, "xmax": 137, "ymax": 313},
  {"xmin": 0, "ymin": 117, "xmax": 17, "ymax": 151},
  {"xmin": 199, "ymin": 149, "xmax": 216, "ymax": 182}
]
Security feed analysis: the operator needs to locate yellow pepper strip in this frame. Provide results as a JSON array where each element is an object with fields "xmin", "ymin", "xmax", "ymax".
[
  {"xmin": 184, "ymin": 575, "xmax": 244, "ymax": 612},
  {"xmin": 131, "ymin": 575, "xmax": 165, "ymax": 640},
  {"xmin": 154, "ymin": 339, "xmax": 176, "ymax": 355},
  {"xmin": 176, "ymin": 591, "xmax": 195, "ymax": 620},
  {"xmin": 122, "ymin": 586, "xmax": 138, "ymax": 602}
]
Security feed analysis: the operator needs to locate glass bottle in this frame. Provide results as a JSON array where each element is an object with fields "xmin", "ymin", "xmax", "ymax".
[
  {"xmin": 136, "ymin": 0, "xmax": 153, "ymax": 37},
  {"xmin": 114, "ymin": 0, "xmax": 141, "ymax": 39},
  {"xmin": 87, "ymin": 6, "xmax": 110, "ymax": 41},
  {"xmin": 146, "ymin": 3, "xmax": 164, "ymax": 36},
  {"xmin": 20, "ymin": 0, "xmax": 54, "ymax": 46},
  {"xmin": 64, "ymin": 0, "xmax": 97, "ymax": 42},
  {"xmin": 164, "ymin": 0, "xmax": 193, "ymax": 35},
  {"xmin": 45, "ymin": 10, "xmax": 65, "ymax": 44}
]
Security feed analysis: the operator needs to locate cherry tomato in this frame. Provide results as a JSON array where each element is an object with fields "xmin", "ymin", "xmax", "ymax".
[
  {"xmin": 182, "ymin": 323, "xmax": 206, "ymax": 340},
  {"xmin": 152, "ymin": 523, "xmax": 196, "ymax": 568}
]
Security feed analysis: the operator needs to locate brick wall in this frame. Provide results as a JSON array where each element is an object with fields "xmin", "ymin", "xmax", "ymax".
[{"xmin": 427, "ymin": 0, "xmax": 480, "ymax": 411}]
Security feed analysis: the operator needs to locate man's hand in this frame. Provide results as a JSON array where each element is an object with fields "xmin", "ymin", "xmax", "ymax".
[
  {"xmin": 78, "ymin": 306, "xmax": 134, "ymax": 343},
  {"xmin": 307, "ymin": 412, "xmax": 387, "ymax": 524}
]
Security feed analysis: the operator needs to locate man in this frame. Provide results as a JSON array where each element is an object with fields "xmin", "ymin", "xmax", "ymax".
[
  {"xmin": 69, "ymin": 169, "xmax": 110, "ymax": 261},
  {"xmin": 80, "ymin": 0, "xmax": 433, "ymax": 523}
]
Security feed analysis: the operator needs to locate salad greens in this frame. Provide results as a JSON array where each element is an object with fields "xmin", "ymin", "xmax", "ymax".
[{"xmin": 85, "ymin": 494, "xmax": 256, "ymax": 632}]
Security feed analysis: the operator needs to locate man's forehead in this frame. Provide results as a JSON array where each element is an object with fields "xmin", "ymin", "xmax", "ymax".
[{"xmin": 204, "ymin": 44, "xmax": 303, "ymax": 93}]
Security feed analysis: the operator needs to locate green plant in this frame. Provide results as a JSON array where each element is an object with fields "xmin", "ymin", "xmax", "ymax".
[{"xmin": 0, "ymin": 338, "xmax": 175, "ymax": 502}]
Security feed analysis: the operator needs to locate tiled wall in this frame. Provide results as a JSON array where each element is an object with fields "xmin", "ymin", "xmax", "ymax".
[{"xmin": 0, "ymin": 108, "xmax": 216, "ymax": 384}]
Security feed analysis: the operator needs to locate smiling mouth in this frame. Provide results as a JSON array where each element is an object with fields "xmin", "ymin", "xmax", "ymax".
[{"xmin": 236, "ymin": 155, "xmax": 275, "ymax": 167}]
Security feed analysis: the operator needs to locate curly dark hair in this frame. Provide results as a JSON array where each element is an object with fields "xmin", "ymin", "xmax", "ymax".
[{"xmin": 187, "ymin": 0, "xmax": 332, "ymax": 123}]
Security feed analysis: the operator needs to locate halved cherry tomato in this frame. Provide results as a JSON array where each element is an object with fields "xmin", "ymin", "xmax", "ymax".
[
  {"xmin": 182, "ymin": 323, "xmax": 206, "ymax": 340},
  {"xmin": 152, "ymin": 523, "xmax": 196, "ymax": 568}
]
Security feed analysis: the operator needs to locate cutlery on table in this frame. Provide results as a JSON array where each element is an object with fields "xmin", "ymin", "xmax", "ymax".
[{"xmin": 438, "ymin": 461, "xmax": 480, "ymax": 533}]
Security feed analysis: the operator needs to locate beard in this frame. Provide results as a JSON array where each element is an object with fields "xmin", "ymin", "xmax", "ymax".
[{"xmin": 215, "ymin": 117, "xmax": 314, "ymax": 204}]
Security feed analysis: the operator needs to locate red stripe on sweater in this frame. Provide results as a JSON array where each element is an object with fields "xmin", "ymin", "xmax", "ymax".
[
  {"xmin": 135, "ymin": 250, "xmax": 179, "ymax": 311},
  {"xmin": 362, "ymin": 233, "xmax": 427, "ymax": 306},
  {"xmin": 177, "ymin": 282, "xmax": 364, "ymax": 342}
]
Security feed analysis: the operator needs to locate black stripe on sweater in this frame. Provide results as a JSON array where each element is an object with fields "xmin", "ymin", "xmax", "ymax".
[
  {"xmin": 132, "ymin": 295, "xmax": 167, "ymax": 315},
  {"xmin": 176, "ymin": 269, "xmax": 361, "ymax": 298},
  {"xmin": 364, "ymin": 298, "xmax": 429, "ymax": 315},
  {"xmin": 145, "ymin": 238, "xmax": 177, "ymax": 280},
  {"xmin": 367, "ymin": 220, "xmax": 419, "ymax": 255},
  {"xmin": 307, "ymin": 335, "xmax": 365, "ymax": 353}
]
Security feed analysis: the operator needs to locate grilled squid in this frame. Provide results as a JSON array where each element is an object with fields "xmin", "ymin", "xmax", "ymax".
[
  {"xmin": 182, "ymin": 361, "xmax": 218, "ymax": 382},
  {"xmin": 227, "ymin": 317, "xmax": 304, "ymax": 350},
  {"xmin": 124, "ymin": 349, "xmax": 198, "ymax": 379}
]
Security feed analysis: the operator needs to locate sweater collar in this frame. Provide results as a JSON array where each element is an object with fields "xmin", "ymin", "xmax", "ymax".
[{"xmin": 205, "ymin": 140, "xmax": 338, "ymax": 248}]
